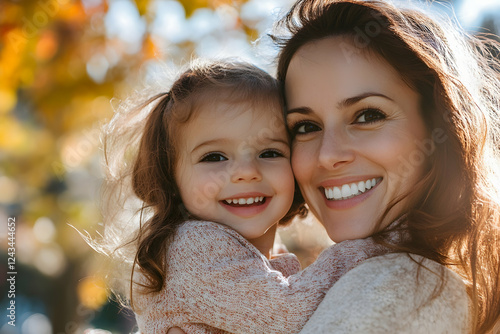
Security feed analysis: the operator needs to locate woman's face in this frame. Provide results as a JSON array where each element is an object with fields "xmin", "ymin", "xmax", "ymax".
[{"xmin": 285, "ymin": 37, "xmax": 429, "ymax": 242}]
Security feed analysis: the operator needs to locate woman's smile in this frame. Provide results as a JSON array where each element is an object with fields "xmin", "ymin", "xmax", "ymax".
[
  {"xmin": 320, "ymin": 177, "xmax": 383, "ymax": 211},
  {"xmin": 321, "ymin": 177, "xmax": 382, "ymax": 201},
  {"xmin": 285, "ymin": 36, "xmax": 428, "ymax": 242}
]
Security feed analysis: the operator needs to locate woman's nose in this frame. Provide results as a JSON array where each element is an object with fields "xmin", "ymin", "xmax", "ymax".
[
  {"xmin": 317, "ymin": 129, "xmax": 355, "ymax": 170},
  {"xmin": 231, "ymin": 159, "xmax": 263, "ymax": 183}
]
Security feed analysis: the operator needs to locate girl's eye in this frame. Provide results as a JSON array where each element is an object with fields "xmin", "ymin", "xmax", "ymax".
[
  {"xmin": 290, "ymin": 122, "xmax": 321, "ymax": 135},
  {"xmin": 200, "ymin": 153, "xmax": 227, "ymax": 162},
  {"xmin": 259, "ymin": 150, "xmax": 284, "ymax": 159},
  {"xmin": 355, "ymin": 108, "xmax": 386, "ymax": 124}
]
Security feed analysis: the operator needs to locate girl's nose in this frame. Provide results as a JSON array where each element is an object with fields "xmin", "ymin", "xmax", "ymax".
[
  {"xmin": 317, "ymin": 129, "xmax": 355, "ymax": 170},
  {"xmin": 231, "ymin": 159, "xmax": 263, "ymax": 183}
]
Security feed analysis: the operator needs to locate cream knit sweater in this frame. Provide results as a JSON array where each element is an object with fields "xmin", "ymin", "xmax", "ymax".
[
  {"xmin": 299, "ymin": 253, "xmax": 470, "ymax": 333},
  {"xmin": 133, "ymin": 220, "xmax": 388, "ymax": 334}
]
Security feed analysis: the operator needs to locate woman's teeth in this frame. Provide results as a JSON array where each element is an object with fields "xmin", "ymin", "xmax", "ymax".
[
  {"xmin": 224, "ymin": 197, "xmax": 265, "ymax": 205},
  {"xmin": 324, "ymin": 178, "xmax": 381, "ymax": 200}
]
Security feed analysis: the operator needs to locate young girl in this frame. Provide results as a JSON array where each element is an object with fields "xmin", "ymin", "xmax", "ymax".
[{"xmin": 99, "ymin": 59, "xmax": 390, "ymax": 334}]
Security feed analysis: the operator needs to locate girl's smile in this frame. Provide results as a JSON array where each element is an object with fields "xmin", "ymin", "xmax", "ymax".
[
  {"xmin": 174, "ymin": 100, "xmax": 295, "ymax": 242},
  {"xmin": 220, "ymin": 193, "xmax": 271, "ymax": 218}
]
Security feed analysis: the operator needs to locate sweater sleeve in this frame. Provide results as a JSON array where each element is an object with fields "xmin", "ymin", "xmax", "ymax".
[
  {"xmin": 167, "ymin": 221, "xmax": 388, "ymax": 334},
  {"xmin": 298, "ymin": 253, "xmax": 470, "ymax": 334},
  {"xmin": 268, "ymin": 253, "xmax": 301, "ymax": 277}
]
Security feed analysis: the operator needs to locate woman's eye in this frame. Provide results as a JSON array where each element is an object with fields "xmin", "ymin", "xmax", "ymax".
[
  {"xmin": 355, "ymin": 109, "xmax": 386, "ymax": 124},
  {"xmin": 291, "ymin": 122, "xmax": 321, "ymax": 135},
  {"xmin": 259, "ymin": 150, "xmax": 284, "ymax": 159},
  {"xmin": 200, "ymin": 153, "xmax": 227, "ymax": 162}
]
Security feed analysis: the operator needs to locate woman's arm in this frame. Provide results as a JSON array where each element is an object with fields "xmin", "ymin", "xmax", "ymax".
[
  {"xmin": 167, "ymin": 221, "xmax": 388, "ymax": 334},
  {"xmin": 299, "ymin": 253, "xmax": 470, "ymax": 334}
]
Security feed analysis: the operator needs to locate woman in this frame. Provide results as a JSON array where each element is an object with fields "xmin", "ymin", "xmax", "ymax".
[{"xmin": 273, "ymin": 0, "xmax": 500, "ymax": 333}]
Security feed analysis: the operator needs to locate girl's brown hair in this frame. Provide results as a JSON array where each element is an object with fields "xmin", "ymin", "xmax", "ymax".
[
  {"xmin": 100, "ymin": 59, "xmax": 306, "ymax": 307},
  {"xmin": 273, "ymin": 1, "xmax": 500, "ymax": 332}
]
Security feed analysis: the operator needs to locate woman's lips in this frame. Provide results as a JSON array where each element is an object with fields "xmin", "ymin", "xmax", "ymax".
[
  {"xmin": 320, "ymin": 177, "xmax": 382, "ymax": 210},
  {"xmin": 322, "ymin": 177, "xmax": 382, "ymax": 200}
]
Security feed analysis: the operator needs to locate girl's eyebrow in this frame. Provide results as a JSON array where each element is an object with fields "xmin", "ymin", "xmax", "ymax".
[
  {"xmin": 286, "ymin": 92, "xmax": 394, "ymax": 115},
  {"xmin": 191, "ymin": 138, "xmax": 231, "ymax": 154},
  {"xmin": 264, "ymin": 137, "xmax": 291, "ymax": 148},
  {"xmin": 191, "ymin": 136, "xmax": 289, "ymax": 154}
]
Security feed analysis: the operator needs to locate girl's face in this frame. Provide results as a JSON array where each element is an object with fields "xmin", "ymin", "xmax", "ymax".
[
  {"xmin": 175, "ymin": 99, "xmax": 295, "ymax": 243},
  {"xmin": 285, "ymin": 37, "xmax": 428, "ymax": 242}
]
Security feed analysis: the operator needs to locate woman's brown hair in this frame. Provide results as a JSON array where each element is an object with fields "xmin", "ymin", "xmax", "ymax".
[
  {"xmin": 99, "ymin": 59, "xmax": 306, "ymax": 307},
  {"xmin": 273, "ymin": 1, "xmax": 500, "ymax": 332}
]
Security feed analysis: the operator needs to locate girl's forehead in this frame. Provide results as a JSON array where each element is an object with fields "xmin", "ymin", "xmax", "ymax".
[
  {"xmin": 189, "ymin": 88, "xmax": 284, "ymax": 120},
  {"xmin": 175, "ymin": 99, "xmax": 289, "ymax": 152},
  {"xmin": 192, "ymin": 99, "xmax": 284, "ymax": 125}
]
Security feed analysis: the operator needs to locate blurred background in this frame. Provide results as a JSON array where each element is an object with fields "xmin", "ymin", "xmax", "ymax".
[{"xmin": 0, "ymin": 0, "xmax": 499, "ymax": 333}]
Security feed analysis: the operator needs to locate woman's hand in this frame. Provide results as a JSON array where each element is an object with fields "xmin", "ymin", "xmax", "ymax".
[{"xmin": 167, "ymin": 327, "xmax": 185, "ymax": 334}]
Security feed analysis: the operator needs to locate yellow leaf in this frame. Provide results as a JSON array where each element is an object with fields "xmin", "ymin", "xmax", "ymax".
[
  {"xmin": 143, "ymin": 34, "xmax": 158, "ymax": 59},
  {"xmin": 0, "ymin": 115, "xmax": 26, "ymax": 151},
  {"xmin": 178, "ymin": 0, "xmax": 209, "ymax": 17},
  {"xmin": 1, "ymin": 28, "xmax": 27, "ymax": 95},
  {"xmin": 35, "ymin": 29, "xmax": 58, "ymax": 62},
  {"xmin": 0, "ymin": 89, "xmax": 17, "ymax": 114},
  {"xmin": 134, "ymin": 0, "xmax": 149, "ymax": 16},
  {"xmin": 77, "ymin": 276, "xmax": 108, "ymax": 310},
  {"xmin": 56, "ymin": 2, "xmax": 87, "ymax": 24}
]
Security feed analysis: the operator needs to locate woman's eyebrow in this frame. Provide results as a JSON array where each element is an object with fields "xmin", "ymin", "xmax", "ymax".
[
  {"xmin": 286, "ymin": 92, "xmax": 394, "ymax": 115},
  {"xmin": 339, "ymin": 92, "xmax": 394, "ymax": 108},
  {"xmin": 286, "ymin": 106, "xmax": 312, "ymax": 115}
]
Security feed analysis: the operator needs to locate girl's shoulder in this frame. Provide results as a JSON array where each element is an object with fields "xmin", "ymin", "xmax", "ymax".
[
  {"xmin": 168, "ymin": 220, "xmax": 260, "ymax": 259},
  {"xmin": 175, "ymin": 220, "xmax": 249, "ymax": 244},
  {"xmin": 299, "ymin": 253, "xmax": 470, "ymax": 334}
]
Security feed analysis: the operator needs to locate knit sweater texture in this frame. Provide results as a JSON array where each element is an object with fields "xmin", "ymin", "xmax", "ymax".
[
  {"xmin": 133, "ymin": 220, "xmax": 388, "ymax": 334},
  {"xmin": 299, "ymin": 253, "xmax": 470, "ymax": 333}
]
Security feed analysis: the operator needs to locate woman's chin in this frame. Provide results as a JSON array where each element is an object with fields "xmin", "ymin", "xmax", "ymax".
[{"xmin": 325, "ymin": 225, "xmax": 373, "ymax": 243}]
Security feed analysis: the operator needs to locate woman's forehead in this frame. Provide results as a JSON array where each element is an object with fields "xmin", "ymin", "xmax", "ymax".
[{"xmin": 285, "ymin": 37, "xmax": 408, "ymax": 104}]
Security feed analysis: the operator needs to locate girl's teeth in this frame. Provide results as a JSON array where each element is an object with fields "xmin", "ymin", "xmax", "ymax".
[
  {"xmin": 324, "ymin": 178, "xmax": 381, "ymax": 200},
  {"xmin": 225, "ymin": 197, "xmax": 264, "ymax": 205}
]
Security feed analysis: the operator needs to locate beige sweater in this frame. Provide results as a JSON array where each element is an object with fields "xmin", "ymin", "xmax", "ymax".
[
  {"xmin": 299, "ymin": 253, "xmax": 470, "ymax": 333},
  {"xmin": 133, "ymin": 221, "xmax": 388, "ymax": 334}
]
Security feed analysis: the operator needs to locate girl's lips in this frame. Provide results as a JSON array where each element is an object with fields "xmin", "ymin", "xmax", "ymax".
[
  {"xmin": 320, "ymin": 178, "xmax": 382, "ymax": 210},
  {"xmin": 220, "ymin": 196, "xmax": 271, "ymax": 218},
  {"xmin": 221, "ymin": 192, "xmax": 268, "ymax": 202}
]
